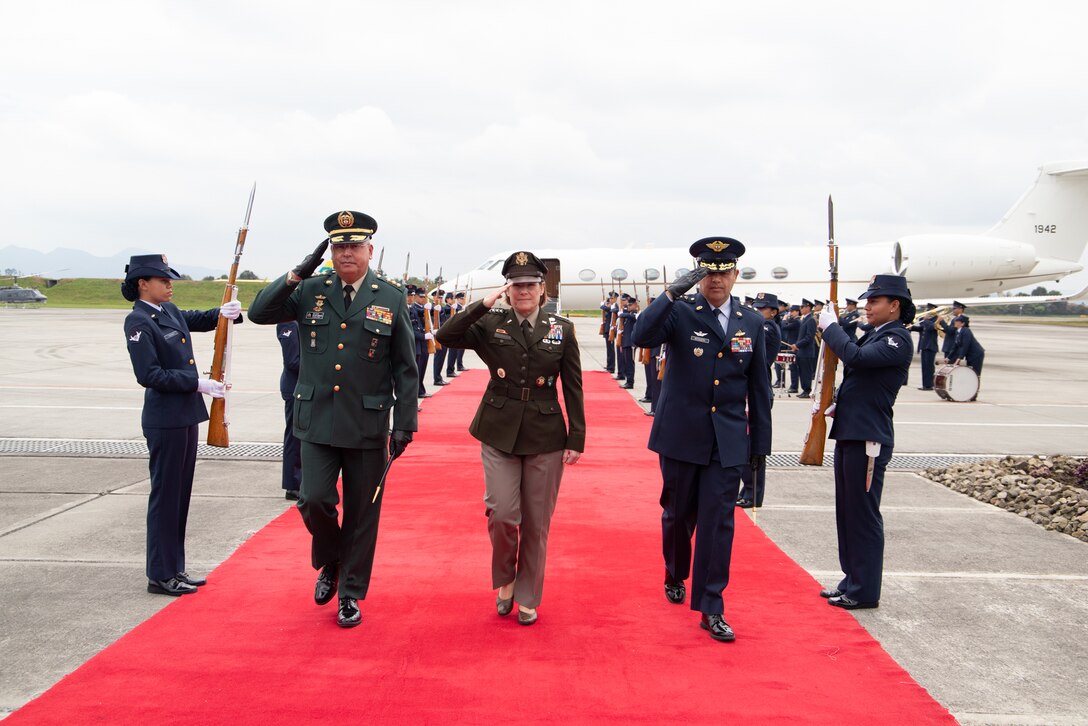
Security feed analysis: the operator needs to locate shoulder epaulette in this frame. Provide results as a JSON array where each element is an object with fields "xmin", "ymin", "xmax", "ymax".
[
  {"xmin": 680, "ymin": 294, "xmax": 697, "ymax": 304},
  {"xmin": 488, "ymin": 306, "xmax": 507, "ymax": 314},
  {"xmin": 376, "ymin": 274, "xmax": 402, "ymax": 290}
]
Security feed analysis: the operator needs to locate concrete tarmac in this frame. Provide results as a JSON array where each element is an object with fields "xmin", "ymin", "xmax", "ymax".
[{"xmin": 1, "ymin": 308, "xmax": 1086, "ymax": 724}]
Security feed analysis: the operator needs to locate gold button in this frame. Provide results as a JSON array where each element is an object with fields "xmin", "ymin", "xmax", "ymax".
[
  {"xmin": 711, "ymin": 406, "xmax": 717, "ymax": 413},
  {"xmin": 333, "ymin": 385, "xmax": 340, "ymax": 392},
  {"xmin": 335, "ymin": 364, "xmax": 341, "ymax": 371},
  {"xmin": 189, "ymin": 359, "xmax": 194, "ymax": 365},
  {"xmin": 296, "ymin": 394, "xmax": 301, "ymax": 399},
  {"xmin": 338, "ymin": 343, "xmax": 344, "ymax": 350},
  {"xmin": 181, "ymin": 338, "xmax": 186, "ymax": 344},
  {"xmin": 717, "ymin": 352, "xmax": 723, "ymax": 358},
  {"xmin": 341, "ymin": 323, "xmax": 347, "ymax": 329},
  {"xmin": 714, "ymin": 379, "xmax": 719, "ymax": 385}
]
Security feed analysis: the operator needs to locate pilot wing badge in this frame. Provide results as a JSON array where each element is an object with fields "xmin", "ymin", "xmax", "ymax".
[
  {"xmin": 128, "ymin": 330, "xmax": 142, "ymax": 343},
  {"xmin": 887, "ymin": 337, "xmax": 899, "ymax": 348}
]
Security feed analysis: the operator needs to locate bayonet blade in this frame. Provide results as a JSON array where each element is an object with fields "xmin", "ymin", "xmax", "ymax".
[{"xmin": 242, "ymin": 182, "xmax": 256, "ymax": 228}]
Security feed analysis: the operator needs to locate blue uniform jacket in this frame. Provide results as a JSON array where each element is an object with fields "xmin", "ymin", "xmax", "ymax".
[
  {"xmin": 408, "ymin": 303, "xmax": 427, "ymax": 356},
  {"xmin": 949, "ymin": 327, "xmax": 985, "ymax": 367},
  {"xmin": 822, "ymin": 322, "xmax": 913, "ymax": 447},
  {"xmin": 840, "ymin": 309, "xmax": 861, "ymax": 339},
  {"xmin": 910, "ymin": 316, "xmax": 938, "ymax": 353},
  {"xmin": 762, "ymin": 317, "xmax": 782, "ymax": 365},
  {"xmin": 795, "ymin": 314, "xmax": 817, "ymax": 359},
  {"xmin": 124, "ymin": 301, "xmax": 223, "ymax": 429},
  {"xmin": 599, "ymin": 302, "xmax": 612, "ymax": 337},
  {"xmin": 631, "ymin": 293, "xmax": 771, "ymax": 467},
  {"xmin": 277, "ymin": 321, "xmax": 300, "ymax": 400},
  {"xmin": 780, "ymin": 315, "xmax": 799, "ymax": 345},
  {"xmin": 618, "ymin": 309, "xmax": 637, "ymax": 348},
  {"xmin": 939, "ymin": 318, "xmax": 956, "ymax": 357}
]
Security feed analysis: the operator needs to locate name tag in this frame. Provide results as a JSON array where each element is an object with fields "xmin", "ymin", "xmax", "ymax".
[
  {"xmin": 366, "ymin": 305, "xmax": 393, "ymax": 325},
  {"xmin": 493, "ymin": 329, "xmax": 512, "ymax": 341},
  {"xmin": 731, "ymin": 337, "xmax": 753, "ymax": 353},
  {"xmin": 690, "ymin": 335, "xmax": 710, "ymax": 344},
  {"xmin": 305, "ymin": 311, "xmax": 325, "ymax": 321},
  {"xmin": 164, "ymin": 330, "xmax": 179, "ymax": 340}
]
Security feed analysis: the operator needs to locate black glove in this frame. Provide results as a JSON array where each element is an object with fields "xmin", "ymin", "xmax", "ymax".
[
  {"xmin": 292, "ymin": 238, "xmax": 330, "ymax": 280},
  {"xmin": 389, "ymin": 430, "xmax": 413, "ymax": 460},
  {"xmin": 667, "ymin": 267, "xmax": 709, "ymax": 298},
  {"xmin": 749, "ymin": 454, "xmax": 766, "ymax": 472}
]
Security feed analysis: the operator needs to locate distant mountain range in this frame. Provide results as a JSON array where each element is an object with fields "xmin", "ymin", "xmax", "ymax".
[{"xmin": 0, "ymin": 246, "xmax": 223, "ymax": 280}]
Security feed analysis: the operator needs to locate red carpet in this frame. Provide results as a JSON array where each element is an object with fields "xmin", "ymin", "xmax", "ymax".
[{"xmin": 9, "ymin": 369, "xmax": 955, "ymax": 725}]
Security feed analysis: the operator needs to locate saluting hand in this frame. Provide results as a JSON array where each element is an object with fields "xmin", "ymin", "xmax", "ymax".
[
  {"xmin": 289, "ymin": 237, "xmax": 330, "ymax": 283},
  {"xmin": 483, "ymin": 282, "xmax": 512, "ymax": 308},
  {"xmin": 666, "ymin": 267, "xmax": 708, "ymax": 299}
]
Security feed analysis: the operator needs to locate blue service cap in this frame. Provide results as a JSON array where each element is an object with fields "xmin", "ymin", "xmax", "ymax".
[
  {"xmin": 689, "ymin": 236, "xmax": 745, "ymax": 272},
  {"xmin": 125, "ymin": 254, "xmax": 182, "ymax": 282},
  {"xmin": 753, "ymin": 292, "xmax": 779, "ymax": 309},
  {"xmin": 858, "ymin": 274, "xmax": 912, "ymax": 302}
]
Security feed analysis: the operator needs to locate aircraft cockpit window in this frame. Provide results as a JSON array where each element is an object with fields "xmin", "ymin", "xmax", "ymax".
[
  {"xmin": 578, "ymin": 269, "xmax": 596, "ymax": 281},
  {"xmin": 771, "ymin": 266, "xmax": 788, "ymax": 280},
  {"xmin": 740, "ymin": 267, "xmax": 756, "ymax": 280},
  {"xmin": 610, "ymin": 268, "xmax": 629, "ymax": 281},
  {"xmin": 643, "ymin": 268, "xmax": 660, "ymax": 281},
  {"xmin": 485, "ymin": 260, "xmax": 503, "ymax": 270}
]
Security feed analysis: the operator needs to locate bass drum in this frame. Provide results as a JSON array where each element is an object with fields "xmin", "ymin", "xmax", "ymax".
[{"xmin": 934, "ymin": 364, "xmax": 979, "ymax": 402}]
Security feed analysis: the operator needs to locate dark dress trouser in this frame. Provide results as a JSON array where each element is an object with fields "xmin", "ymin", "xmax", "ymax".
[
  {"xmin": 833, "ymin": 439, "xmax": 893, "ymax": 603},
  {"xmin": 299, "ymin": 441, "xmax": 387, "ymax": 600},
  {"xmin": 144, "ymin": 424, "xmax": 199, "ymax": 581},
  {"xmin": 282, "ymin": 400, "xmax": 302, "ymax": 491},
  {"xmin": 604, "ymin": 336, "xmax": 615, "ymax": 372},
  {"xmin": 920, "ymin": 349, "xmax": 935, "ymax": 389},
  {"xmin": 660, "ymin": 449, "xmax": 742, "ymax": 615},
  {"xmin": 416, "ymin": 349, "xmax": 430, "ymax": 396}
]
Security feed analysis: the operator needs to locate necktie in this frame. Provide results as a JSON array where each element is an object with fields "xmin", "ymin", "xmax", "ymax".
[
  {"xmin": 343, "ymin": 284, "xmax": 354, "ymax": 310},
  {"xmin": 716, "ymin": 308, "xmax": 729, "ymax": 337},
  {"xmin": 521, "ymin": 318, "xmax": 533, "ymax": 339}
]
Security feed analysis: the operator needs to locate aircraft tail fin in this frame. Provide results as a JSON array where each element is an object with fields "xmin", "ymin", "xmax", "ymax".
[{"xmin": 988, "ymin": 162, "xmax": 1088, "ymax": 263}]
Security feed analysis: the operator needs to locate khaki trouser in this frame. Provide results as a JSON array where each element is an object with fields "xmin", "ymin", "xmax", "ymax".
[{"xmin": 480, "ymin": 444, "xmax": 564, "ymax": 609}]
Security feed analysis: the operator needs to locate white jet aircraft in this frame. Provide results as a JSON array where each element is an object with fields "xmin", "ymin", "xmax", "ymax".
[{"xmin": 438, "ymin": 161, "xmax": 1088, "ymax": 311}]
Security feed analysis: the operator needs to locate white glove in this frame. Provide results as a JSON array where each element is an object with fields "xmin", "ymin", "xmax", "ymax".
[
  {"xmin": 219, "ymin": 300, "xmax": 242, "ymax": 320},
  {"xmin": 811, "ymin": 400, "xmax": 837, "ymax": 417},
  {"xmin": 818, "ymin": 308, "xmax": 838, "ymax": 331},
  {"xmin": 424, "ymin": 303, "xmax": 433, "ymax": 311},
  {"xmin": 424, "ymin": 332, "xmax": 434, "ymax": 340},
  {"xmin": 197, "ymin": 379, "xmax": 226, "ymax": 398}
]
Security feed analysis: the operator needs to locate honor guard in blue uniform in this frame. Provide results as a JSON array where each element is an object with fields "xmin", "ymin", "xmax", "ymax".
[
  {"xmin": 938, "ymin": 300, "xmax": 965, "ymax": 360},
  {"xmin": 600, "ymin": 291, "xmax": 618, "ymax": 373},
  {"xmin": 910, "ymin": 303, "xmax": 939, "ymax": 390},
  {"xmin": 839, "ymin": 298, "xmax": 861, "ymax": 339},
  {"xmin": 618, "ymin": 296, "xmax": 638, "ymax": 388},
  {"xmin": 815, "ymin": 274, "xmax": 915, "ymax": 609},
  {"xmin": 430, "ymin": 289, "xmax": 450, "ymax": 386},
  {"xmin": 948, "ymin": 314, "xmax": 985, "ymax": 398},
  {"xmin": 631, "ymin": 237, "xmax": 772, "ymax": 643},
  {"xmin": 407, "ymin": 286, "xmax": 431, "ymax": 399},
  {"xmin": 738, "ymin": 292, "xmax": 780, "ymax": 508},
  {"xmin": 122, "ymin": 254, "xmax": 242, "ymax": 596},
  {"xmin": 793, "ymin": 299, "xmax": 817, "ymax": 397},
  {"xmin": 248, "ymin": 210, "xmax": 418, "ymax": 628},
  {"xmin": 277, "ymin": 321, "xmax": 303, "ymax": 499},
  {"xmin": 638, "ymin": 296, "xmax": 662, "ymax": 416},
  {"xmin": 444, "ymin": 292, "xmax": 464, "ymax": 378}
]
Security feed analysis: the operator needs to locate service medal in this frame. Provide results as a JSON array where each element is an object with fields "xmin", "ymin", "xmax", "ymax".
[{"xmin": 694, "ymin": 347, "xmax": 704, "ymax": 357}]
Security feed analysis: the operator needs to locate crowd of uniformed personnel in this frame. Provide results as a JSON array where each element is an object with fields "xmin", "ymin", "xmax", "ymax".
[{"xmin": 122, "ymin": 209, "xmax": 989, "ymax": 641}]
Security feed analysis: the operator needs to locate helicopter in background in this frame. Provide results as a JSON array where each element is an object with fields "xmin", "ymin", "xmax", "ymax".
[{"xmin": 0, "ymin": 274, "xmax": 49, "ymax": 303}]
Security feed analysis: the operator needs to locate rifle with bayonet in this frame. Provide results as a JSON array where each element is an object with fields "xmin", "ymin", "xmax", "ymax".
[
  {"xmin": 639, "ymin": 275, "xmax": 652, "ymax": 365},
  {"xmin": 423, "ymin": 264, "xmax": 436, "ymax": 354},
  {"xmin": 800, "ymin": 196, "xmax": 839, "ymax": 466},
  {"xmin": 207, "ymin": 183, "xmax": 255, "ymax": 448}
]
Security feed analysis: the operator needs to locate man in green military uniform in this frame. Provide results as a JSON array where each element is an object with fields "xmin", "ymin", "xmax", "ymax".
[{"xmin": 248, "ymin": 210, "xmax": 418, "ymax": 628}]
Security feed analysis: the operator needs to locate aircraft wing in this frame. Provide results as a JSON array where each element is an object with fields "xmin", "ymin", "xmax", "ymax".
[{"xmin": 918, "ymin": 285, "xmax": 1088, "ymax": 308}]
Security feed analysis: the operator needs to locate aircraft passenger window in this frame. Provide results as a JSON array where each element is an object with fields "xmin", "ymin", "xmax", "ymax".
[
  {"xmin": 610, "ymin": 268, "xmax": 629, "ymax": 281},
  {"xmin": 578, "ymin": 269, "xmax": 596, "ymax": 281},
  {"xmin": 771, "ymin": 267, "xmax": 788, "ymax": 280},
  {"xmin": 643, "ymin": 268, "xmax": 661, "ymax": 281},
  {"xmin": 741, "ymin": 267, "xmax": 756, "ymax": 280}
]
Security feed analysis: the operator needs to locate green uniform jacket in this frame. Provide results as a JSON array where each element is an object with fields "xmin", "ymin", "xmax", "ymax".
[
  {"xmin": 436, "ymin": 300, "xmax": 585, "ymax": 455},
  {"xmin": 248, "ymin": 269, "xmax": 418, "ymax": 449}
]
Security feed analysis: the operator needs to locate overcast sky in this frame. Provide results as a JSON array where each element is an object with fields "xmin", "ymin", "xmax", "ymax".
[{"xmin": 2, "ymin": 0, "xmax": 1087, "ymax": 292}]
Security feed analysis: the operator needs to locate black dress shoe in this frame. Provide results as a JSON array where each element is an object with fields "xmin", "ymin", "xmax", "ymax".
[
  {"xmin": 496, "ymin": 594, "xmax": 514, "ymax": 617},
  {"xmin": 700, "ymin": 614, "xmax": 735, "ymax": 642},
  {"xmin": 621, "ymin": 384, "xmax": 635, "ymax": 389},
  {"xmin": 285, "ymin": 489, "xmax": 300, "ymax": 501},
  {"xmin": 736, "ymin": 498, "xmax": 753, "ymax": 509},
  {"xmin": 148, "ymin": 577, "xmax": 197, "ymax": 596},
  {"xmin": 314, "ymin": 562, "xmax": 339, "ymax": 605},
  {"xmin": 798, "ymin": 393, "xmax": 811, "ymax": 399},
  {"xmin": 457, "ymin": 367, "xmax": 467, "ymax": 372},
  {"xmin": 176, "ymin": 571, "xmax": 206, "ymax": 587},
  {"xmin": 434, "ymin": 380, "xmax": 448, "ymax": 386},
  {"xmin": 664, "ymin": 577, "xmax": 686, "ymax": 605},
  {"xmin": 819, "ymin": 587, "xmax": 844, "ymax": 599},
  {"xmin": 337, "ymin": 597, "xmax": 361, "ymax": 627},
  {"xmin": 786, "ymin": 388, "xmax": 798, "ymax": 394},
  {"xmin": 645, "ymin": 410, "xmax": 654, "ymax": 417},
  {"xmin": 917, "ymin": 386, "xmax": 934, "ymax": 391},
  {"xmin": 828, "ymin": 595, "xmax": 879, "ymax": 610},
  {"xmin": 420, "ymin": 392, "xmax": 432, "ymax": 398},
  {"xmin": 638, "ymin": 397, "xmax": 652, "ymax": 403},
  {"xmin": 517, "ymin": 608, "xmax": 538, "ymax": 626}
]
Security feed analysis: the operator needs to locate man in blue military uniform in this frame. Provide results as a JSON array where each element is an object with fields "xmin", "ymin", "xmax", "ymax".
[
  {"xmin": 815, "ymin": 274, "xmax": 915, "ymax": 609},
  {"xmin": 407, "ymin": 286, "xmax": 431, "ymax": 400},
  {"xmin": 738, "ymin": 292, "xmax": 780, "ymax": 508},
  {"xmin": 600, "ymin": 291, "xmax": 617, "ymax": 373},
  {"xmin": 122, "ymin": 254, "xmax": 242, "ymax": 596},
  {"xmin": 947, "ymin": 314, "xmax": 985, "ymax": 399},
  {"xmin": 910, "ymin": 303, "xmax": 939, "ymax": 390},
  {"xmin": 430, "ymin": 289, "xmax": 450, "ymax": 387},
  {"xmin": 618, "ymin": 295, "xmax": 638, "ymax": 389},
  {"xmin": 248, "ymin": 210, "xmax": 418, "ymax": 628},
  {"xmin": 839, "ymin": 298, "xmax": 861, "ymax": 339},
  {"xmin": 781, "ymin": 304, "xmax": 800, "ymax": 391},
  {"xmin": 792, "ymin": 299, "xmax": 817, "ymax": 398},
  {"xmin": 276, "ymin": 321, "xmax": 302, "ymax": 499},
  {"xmin": 631, "ymin": 237, "xmax": 771, "ymax": 643},
  {"xmin": 938, "ymin": 300, "xmax": 965, "ymax": 361},
  {"xmin": 639, "ymin": 296, "xmax": 662, "ymax": 416}
]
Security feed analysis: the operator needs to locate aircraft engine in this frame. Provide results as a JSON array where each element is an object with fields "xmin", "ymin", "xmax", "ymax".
[{"xmin": 891, "ymin": 234, "xmax": 1036, "ymax": 291}]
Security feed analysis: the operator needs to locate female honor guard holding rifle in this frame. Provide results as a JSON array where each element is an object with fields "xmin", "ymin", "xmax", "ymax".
[
  {"xmin": 122, "ymin": 255, "xmax": 242, "ymax": 596},
  {"xmin": 814, "ymin": 274, "xmax": 914, "ymax": 610},
  {"xmin": 436, "ymin": 251, "xmax": 585, "ymax": 626}
]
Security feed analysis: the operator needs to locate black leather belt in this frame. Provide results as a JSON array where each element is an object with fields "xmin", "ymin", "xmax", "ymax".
[{"xmin": 487, "ymin": 381, "xmax": 558, "ymax": 401}]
